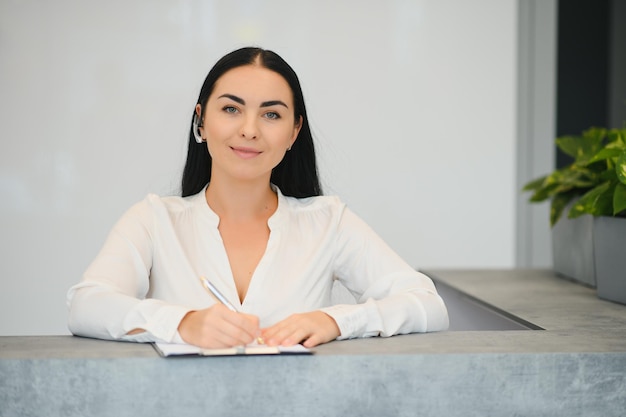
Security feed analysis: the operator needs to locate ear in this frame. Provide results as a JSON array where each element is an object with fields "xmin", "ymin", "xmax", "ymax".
[
  {"xmin": 195, "ymin": 104, "xmax": 203, "ymax": 126},
  {"xmin": 193, "ymin": 104, "xmax": 205, "ymax": 144},
  {"xmin": 290, "ymin": 115, "xmax": 303, "ymax": 147}
]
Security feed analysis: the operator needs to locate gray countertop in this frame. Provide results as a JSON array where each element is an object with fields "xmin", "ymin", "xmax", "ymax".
[
  {"xmin": 422, "ymin": 268, "xmax": 626, "ymax": 353},
  {"xmin": 1, "ymin": 269, "xmax": 625, "ymax": 417}
]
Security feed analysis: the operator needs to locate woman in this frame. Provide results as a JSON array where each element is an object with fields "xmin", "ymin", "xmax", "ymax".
[{"xmin": 67, "ymin": 47, "xmax": 448, "ymax": 349}]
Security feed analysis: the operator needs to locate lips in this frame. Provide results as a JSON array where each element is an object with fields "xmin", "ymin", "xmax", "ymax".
[{"xmin": 230, "ymin": 146, "xmax": 262, "ymax": 159}]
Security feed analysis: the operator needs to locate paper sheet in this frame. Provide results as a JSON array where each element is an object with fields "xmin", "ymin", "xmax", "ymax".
[{"xmin": 153, "ymin": 342, "xmax": 311, "ymax": 357}]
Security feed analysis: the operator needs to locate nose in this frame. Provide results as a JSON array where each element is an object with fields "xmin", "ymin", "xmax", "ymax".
[{"xmin": 239, "ymin": 115, "xmax": 258, "ymax": 140}]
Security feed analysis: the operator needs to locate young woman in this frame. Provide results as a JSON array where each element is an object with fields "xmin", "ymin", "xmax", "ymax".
[{"xmin": 67, "ymin": 47, "xmax": 449, "ymax": 349}]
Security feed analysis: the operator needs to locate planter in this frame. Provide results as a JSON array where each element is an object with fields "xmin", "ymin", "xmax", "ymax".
[
  {"xmin": 593, "ymin": 216, "xmax": 626, "ymax": 305},
  {"xmin": 551, "ymin": 209, "xmax": 596, "ymax": 287}
]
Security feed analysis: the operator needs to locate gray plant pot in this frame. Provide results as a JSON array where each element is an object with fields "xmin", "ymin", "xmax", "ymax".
[
  {"xmin": 551, "ymin": 210, "xmax": 596, "ymax": 287},
  {"xmin": 593, "ymin": 216, "xmax": 626, "ymax": 305}
]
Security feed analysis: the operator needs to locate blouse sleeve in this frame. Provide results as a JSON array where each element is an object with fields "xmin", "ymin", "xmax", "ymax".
[
  {"xmin": 320, "ymin": 207, "xmax": 449, "ymax": 339},
  {"xmin": 66, "ymin": 199, "xmax": 191, "ymax": 343}
]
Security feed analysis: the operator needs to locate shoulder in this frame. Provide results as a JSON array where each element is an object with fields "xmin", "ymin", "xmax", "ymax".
[
  {"xmin": 281, "ymin": 194, "xmax": 379, "ymax": 239},
  {"xmin": 271, "ymin": 192, "xmax": 346, "ymax": 231},
  {"xmin": 281, "ymin": 194, "xmax": 346, "ymax": 216},
  {"xmin": 125, "ymin": 193, "xmax": 189, "ymax": 214},
  {"xmin": 120, "ymin": 191, "xmax": 199, "ymax": 226}
]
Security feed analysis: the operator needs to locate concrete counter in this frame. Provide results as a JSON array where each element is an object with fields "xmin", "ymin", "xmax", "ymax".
[{"xmin": 1, "ymin": 269, "xmax": 625, "ymax": 416}]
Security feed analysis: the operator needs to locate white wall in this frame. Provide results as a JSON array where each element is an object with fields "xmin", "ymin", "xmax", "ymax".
[{"xmin": 0, "ymin": 0, "xmax": 517, "ymax": 335}]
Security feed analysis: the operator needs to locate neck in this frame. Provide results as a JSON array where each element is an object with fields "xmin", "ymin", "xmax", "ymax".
[{"xmin": 205, "ymin": 175, "xmax": 277, "ymax": 221}]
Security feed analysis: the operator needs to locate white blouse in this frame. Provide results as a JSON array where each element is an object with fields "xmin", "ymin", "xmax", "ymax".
[{"xmin": 67, "ymin": 186, "xmax": 449, "ymax": 344}]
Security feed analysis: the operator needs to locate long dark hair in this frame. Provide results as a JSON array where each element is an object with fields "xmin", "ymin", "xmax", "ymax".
[{"xmin": 181, "ymin": 47, "xmax": 322, "ymax": 198}]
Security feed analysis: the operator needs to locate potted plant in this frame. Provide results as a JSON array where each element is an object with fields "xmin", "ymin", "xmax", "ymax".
[{"xmin": 523, "ymin": 127, "xmax": 626, "ymax": 304}]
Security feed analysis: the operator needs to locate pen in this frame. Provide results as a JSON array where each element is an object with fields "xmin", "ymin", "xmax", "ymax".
[
  {"xmin": 199, "ymin": 276, "xmax": 238, "ymax": 312},
  {"xmin": 199, "ymin": 276, "xmax": 265, "ymax": 345}
]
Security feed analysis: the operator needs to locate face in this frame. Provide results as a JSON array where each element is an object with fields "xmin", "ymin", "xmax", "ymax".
[{"xmin": 197, "ymin": 64, "xmax": 302, "ymax": 184}]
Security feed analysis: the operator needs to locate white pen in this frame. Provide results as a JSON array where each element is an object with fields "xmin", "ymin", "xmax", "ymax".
[
  {"xmin": 199, "ymin": 276, "xmax": 265, "ymax": 345},
  {"xmin": 199, "ymin": 276, "xmax": 238, "ymax": 312}
]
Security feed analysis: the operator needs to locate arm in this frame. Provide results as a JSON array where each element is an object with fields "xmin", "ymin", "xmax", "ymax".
[
  {"xmin": 67, "ymin": 200, "xmax": 191, "ymax": 343},
  {"xmin": 262, "ymin": 204, "xmax": 448, "ymax": 347},
  {"xmin": 68, "ymin": 197, "xmax": 261, "ymax": 346},
  {"xmin": 321, "ymin": 206, "xmax": 449, "ymax": 339}
]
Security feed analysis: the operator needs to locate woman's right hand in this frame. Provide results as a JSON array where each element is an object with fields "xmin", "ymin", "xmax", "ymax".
[{"xmin": 177, "ymin": 304, "xmax": 260, "ymax": 348}]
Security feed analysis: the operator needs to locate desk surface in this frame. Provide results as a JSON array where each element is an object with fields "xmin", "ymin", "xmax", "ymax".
[{"xmin": 2, "ymin": 269, "xmax": 626, "ymax": 417}]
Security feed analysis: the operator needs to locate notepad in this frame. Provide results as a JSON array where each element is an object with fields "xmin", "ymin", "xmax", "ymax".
[{"xmin": 153, "ymin": 342, "xmax": 311, "ymax": 357}]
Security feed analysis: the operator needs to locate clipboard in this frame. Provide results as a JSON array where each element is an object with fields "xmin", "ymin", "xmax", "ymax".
[{"xmin": 153, "ymin": 342, "xmax": 312, "ymax": 357}]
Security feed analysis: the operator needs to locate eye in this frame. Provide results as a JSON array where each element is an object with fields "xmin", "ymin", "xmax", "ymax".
[
  {"xmin": 222, "ymin": 106, "xmax": 238, "ymax": 114},
  {"xmin": 264, "ymin": 111, "xmax": 281, "ymax": 120}
]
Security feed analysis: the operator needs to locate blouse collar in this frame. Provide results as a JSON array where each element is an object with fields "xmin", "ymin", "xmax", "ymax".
[{"xmin": 191, "ymin": 183, "xmax": 287, "ymax": 229}]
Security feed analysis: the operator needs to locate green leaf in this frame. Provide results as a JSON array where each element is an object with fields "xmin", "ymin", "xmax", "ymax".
[
  {"xmin": 569, "ymin": 181, "xmax": 613, "ymax": 218},
  {"xmin": 607, "ymin": 128, "xmax": 626, "ymax": 147},
  {"xmin": 617, "ymin": 150, "xmax": 626, "ymax": 185},
  {"xmin": 550, "ymin": 192, "xmax": 578, "ymax": 227},
  {"xmin": 524, "ymin": 166, "xmax": 600, "ymax": 203},
  {"xmin": 557, "ymin": 128, "xmax": 605, "ymax": 165},
  {"xmin": 599, "ymin": 168, "xmax": 618, "ymax": 182},
  {"xmin": 555, "ymin": 136, "xmax": 586, "ymax": 162},
  {"xmin": 606, "ymin": 139, "xmax": 626, "ymax": 151},
  {"xmin": 589, "ymin": 147, "xmax": 623, "ymax": 164},
  {"xmin": 614, "ymin": 182, "xmax": 626, "ymax": 215},
  {"xmin": 556, "ymin": 168, "xmax": 597, "ymax": 189},
  {"xmin": 529, "ymin": 183, "xmax": 559, "ymax": 202},
  {"xmin": 591, "ymin": 185, "xmax": 614, "ymax": 216},
  {"xmin": 522, "ymin": 175, "xmax": 547, "ymax": 192}
]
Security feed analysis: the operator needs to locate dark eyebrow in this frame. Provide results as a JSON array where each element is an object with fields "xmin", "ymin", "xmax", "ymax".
[
  {"xmin": 218, "ymin": 94, "xmax": 245, "ymax": 105},
  {"xmin": 260, "ymin": 100, "xmax": 289, "ymax": 109},
  {"xmin": 218, "ymin": 94, "xmax": 289, "ymax": 109}
]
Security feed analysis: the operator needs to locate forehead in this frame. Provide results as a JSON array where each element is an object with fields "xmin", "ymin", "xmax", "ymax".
[{"xmin": 211, "ymin": 65, "xmax": 293, "ymax": 103}]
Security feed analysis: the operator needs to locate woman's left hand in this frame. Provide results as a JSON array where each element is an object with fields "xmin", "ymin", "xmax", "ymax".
[{"xmin": 261, "ymin": 311, "xmax": 340, "ymax": 348}]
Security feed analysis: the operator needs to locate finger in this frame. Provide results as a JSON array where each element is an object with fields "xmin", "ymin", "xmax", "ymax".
[
  {"xmin": 216, "ymin": 310, "xmax": 260, "ymax": 345},
  {"xmin": 302, "ymin": 334, "xmax": 324, "ymax": 348},
  {"xmin": 194, "ymin": 306, "xmax": 259, "ymax": 347},
  {"xmin": 264, "ymin": 311, "xmax": 340, "ymax": 347},
  {"xmin": 261, "ymin": 320, "xmax": 293, "ymax": 345},
  {"xmin": 211, "ymin": 305, "xmax": 259, "ymax": 333},
  {"xmin": 268, "ymin": 327, "xmax": 304, "ymax": 346},
  {"xmin": 198, "ymin": 320, "xmax": 254, "ymax": 348},
  {"xmin": 279, "ymin": 328, "xmax": 309, "ymax": 346},
  {"xmin": 215, "ymin": 320, "xmax": 253, "ymax": 345},
  {"xmin": 260, "ymin": 317, "xmax": 292, "ymax": 342},
  {"xmin": 263, "ymin": 319, "xmax": 310, "ymax": 346},
  {"xmin": 260, "ymin": 323, "xmax": 283, "ymax": 344}
]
